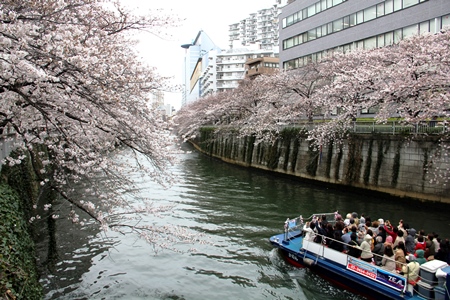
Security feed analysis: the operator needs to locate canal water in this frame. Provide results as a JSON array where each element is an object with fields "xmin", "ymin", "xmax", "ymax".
[{"xmin": 38, "ymin": 141, "xmax": 450, "ymax": 300}]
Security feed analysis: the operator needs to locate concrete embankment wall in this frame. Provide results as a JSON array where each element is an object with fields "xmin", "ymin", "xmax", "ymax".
[{"xmin": 191, "ymin": 128, "xmax": 450, "ymax": 204}]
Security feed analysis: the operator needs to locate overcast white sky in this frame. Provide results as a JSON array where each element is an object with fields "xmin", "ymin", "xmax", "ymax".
[{"xmin": 122, "ymin": 0, "xmax": 278, "ymax": 109}]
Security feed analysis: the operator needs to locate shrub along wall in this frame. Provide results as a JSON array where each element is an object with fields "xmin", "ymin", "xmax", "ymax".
[
  {"xmin": 0, "ymin": 151, "xmax": 43, "ymax": 300},
  {"xmin": 193, "ymin": 128, "xmax": 450, "ymax": 204}
]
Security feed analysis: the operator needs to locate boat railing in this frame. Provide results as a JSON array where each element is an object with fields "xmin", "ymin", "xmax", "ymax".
[{"xmin": 284, "ymin": 212, "xmax": 338, "ymax": 241}]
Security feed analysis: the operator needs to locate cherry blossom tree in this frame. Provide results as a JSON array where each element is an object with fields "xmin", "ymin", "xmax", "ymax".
[
  {"xmin": 272, "ymin": 62, "xmax": 326, "ymax": 124},
  {"xmin": 175, "ymin": 29, "xmax": 450, "ymax": 183},
  {"xmin": 177, "ymin": 65, "xmax": 326, "ymax": 144},
  {"xmin": 0, "ymin": 0, "xmax": 202, "ymax": 250},
  {"xmin": 306, "ymin": 30, "xmax": 450, "ymax": 147}
]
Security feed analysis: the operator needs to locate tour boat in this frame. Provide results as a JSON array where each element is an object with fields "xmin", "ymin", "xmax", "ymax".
[{"xmin": 269, "ymin": 212, "xmax": 450, "ymax": 300}]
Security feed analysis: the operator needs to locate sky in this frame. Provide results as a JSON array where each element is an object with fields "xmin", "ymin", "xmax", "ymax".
[{"xmin": 122, "ymin": 0, "xmax": 279, "ymax": 110}]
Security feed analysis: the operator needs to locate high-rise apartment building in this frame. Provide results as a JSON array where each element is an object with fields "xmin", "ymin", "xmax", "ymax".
[
  {"xmin": 181, "ymin": 1, "xmax": 287, "ymax": 107},
  {"xmin": 229, "ymin": 1, "xmax": 288, "ymax": 50},
  {"xmin": 279, "ymin": 0, "xmax": 450, "ymax": 70}
]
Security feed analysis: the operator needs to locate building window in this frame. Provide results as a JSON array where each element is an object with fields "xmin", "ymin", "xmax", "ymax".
[
  {"xmin": 419, "ymin": 21, "xmax": 429, "ymax": 34},
  {"xmin": 403, "ymin": 24, "xmax": 418, "ymax": 38},
  {"xmin": 302, "ymin": 9, "xmax": 308, "ymax": 19},
  {"xmin": 385, "ymin": 0, "xmax": 394, "ymax": 14},
  {"xmin": 364, "ymin": 36, "xmax": 377, "ymax": 49},
  {"xmin": 349, "ymin": 14, "xmax": 356, "ymax": 26},
  {"xmin": 377, "ymin": 3, "xmax": 385, "ymax": 17},
  {"xmin": 281, "ymin": 0, "xmax": 429, "ymax": 51},
  {"xmin": 356, "ymin": 11, "xmax": 364, "ymax": 24},
  {"xmin": 364, "ymin": 6, "xmax": 377, "ymax": 22},
  {"xmin": 442, "ymin": 14, "xmax": 450, "ymax": 27},
  {"xmin": 403, "ymin": 0, "xmax": 419, "ymax": 8},
  {"xmin": 333, "ymin": 19, "xmax": 343, "ymax": 32},
  {"xmin": 385, "ymin": 31, "xmax": 394, "ymax": 45},
  {"xmin": 282, "ymin": 0, "xmax": 348, "ymax": 28},
  {"xmin": 394, "ymin": 29, "xmax": 403, "ymax": 43},
  {"xmin": 317, "ymin": 26, "xmax": 323, "ymax": 38},
  {"xmin": 287, "ymin": 15, "xmax": 294, "ymax": 26},
  {"xmin": 393, "ymin": 0, "xmax": 402, "ymax": 11},
  {"xmin": 377, "ymin": 34, "xmax": 385, "ymax": 47},
  {"xmin": 308, "ymin": 4, "xmax": 316, "ymax": 17},
  {"xmin": 308, "ymin": 29, "xmax": 317, "ymax": 40},
  {"xmin": 343, "ymin": 16, "xmax": 351, "ymax": 29}
]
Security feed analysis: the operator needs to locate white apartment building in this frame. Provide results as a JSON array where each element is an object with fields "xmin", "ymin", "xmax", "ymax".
[
  {"xmin": 228, "ymin": 0, "xmax": 288, "ymax": 50},
  {"xmin": 182, "ymin": 36, "xmax": 278, "ymax": 104},
  {"xmin": 181, "ymin": 1, "xmax": 287, "ymax": 107},
  {"xmin": 199, "ymin": 47, "xmax": 279, "ymax": 97}
]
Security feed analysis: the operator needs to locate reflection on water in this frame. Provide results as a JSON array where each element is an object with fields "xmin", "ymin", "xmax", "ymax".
[{"xmin": 38, "ymin": 141, "xmax": 450, "ymax": 299}]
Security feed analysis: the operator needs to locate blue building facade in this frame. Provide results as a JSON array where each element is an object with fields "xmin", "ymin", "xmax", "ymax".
[{"xmin": 181, "ymin": 31, "xmax": 221, "ymax": 107}]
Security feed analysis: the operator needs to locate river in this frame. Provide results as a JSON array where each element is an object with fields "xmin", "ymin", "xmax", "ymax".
[{"xmin": 38, "ymin": 141, "xmax": 450, "ymax": 300}]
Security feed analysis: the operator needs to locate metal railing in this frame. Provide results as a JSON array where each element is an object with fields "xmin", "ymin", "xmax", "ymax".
[{"xmin": 281, "ymin": 121, "xmax": 448, "ymax": 135}]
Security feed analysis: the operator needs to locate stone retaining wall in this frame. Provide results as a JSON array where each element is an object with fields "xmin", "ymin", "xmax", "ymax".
[{"xmin": 191, "ymin": 130, "xmax": 450, "ymax": 204}]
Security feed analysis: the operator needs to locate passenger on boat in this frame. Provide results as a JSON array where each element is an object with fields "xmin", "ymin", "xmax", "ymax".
[
  {"xmin": 415, "ymin": 229, "xmax": 426, "ymax": 245},
  {"xmin": 413, "ymin": 235, "xmax": 426, "ymax": 253},
  {"xmin": 414, "ymin": 249, "xmax": 427, "ymax": 265},
  {"xmin": 393, "ymin": 229, "xmax": 405, "ymax": 249},
  {"xmin": 314, "ymin": 217, "xmax": 328, "ymax": 244},
  {"xmin": 434, "ymin": 240, "xmax": 450, "ymax": 264},
  {"xmin": 384, "ymin": 220, "xmax": 398, "ymax": 244},
  {"xmin": 352, "ymin": 212, "xmax": 359, "ymax": 226},
  {"xmin": 347, "ymin": 233, "xmax": 362, "ymax": 258},
  {"xmin": 341, "ymin": 227, "xmax": 351, "ymax": 251},
  {"xmin": 384, "ymin": 235, "xmax": 393, "ymax": 248},
  {"xmin": 347, "ymin": 218, "xmax": 356, "ymax": 231},
  {"xmin": 329, "ymin": 231, "xmax": 344, "ymax": 252},
  {"xmin": 432, "ymin": 232, "xmax": 440, "ymax": 252},
  {"xmin": 405, "ymin": 228, "xmax": 417, "ymax": 254},
  {"xmin": 360, "ymin": 234, "xmax": 374, "ymax": 263},
  {"xmin": 366, "ymin": 229, "xmax": 375, "ymax": 250},
  {"xmin": 320, "ymin": 214, "xmax": 328, "ymax": 228},
  {"xmin": 377, "ymin": 225, "xmax": 387, "ymax": 243},
  {"xmin": 303, "ymin": 221, "xmax": 316, "ymax": 242},
  {"xmin": 357, "ymin": 221, "xmax": 366, "ymax": 234},
  {"xmin": 398, "ymin": 219, "xmax": 408, "ymax": 237},
  {"xmin": 325, "ymin": 223, "xmax": 334, "ymax": 245},
  {"xmin": 381, "ymin": 244, "xmax": 396, "ymax": 272},
  {"xmin": 359, "ymin": 214, "xmax": 366, "ymax": 227},
  {"xmin": 368, "ymin": 220, "xmax": 380, "ymax": 236},
  {"xmin": 334, "ymin": 216, "xmax": 345, "ymax": 234},
  {"xmin": 425, "ymin": 233, "xmax": 436, "ymax": 259},
  {"xmin": 401, "ymin": 260, "xmax": 420, "ymax": 282},
  {"xmin": 394, "ymin": 241, "xmax": 407, "ymax": 270},
  {"xmin": 372, "ymin": 236, "xmax": 385, "ymax": 266},
  {"xmin": 344, "ymin": 213, "xmax": 352, "ymax": 226},
  {"xmin": 334, "ymin": 221, "xmax": 344, "ymax": 240}
]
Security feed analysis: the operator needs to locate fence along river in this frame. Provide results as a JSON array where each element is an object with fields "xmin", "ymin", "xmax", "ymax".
[{"xmin": 36, "ymin": 141, "xmax": 450, "ymax": 299}]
